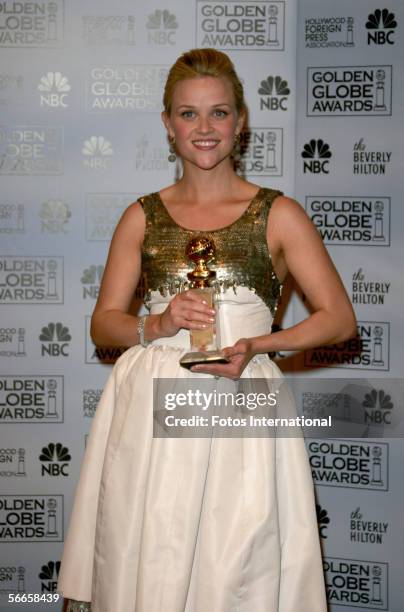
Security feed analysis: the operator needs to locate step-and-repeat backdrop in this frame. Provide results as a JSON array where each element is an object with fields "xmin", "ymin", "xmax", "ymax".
[{"xmin": 0, "ymin": 1, "xmax": 402, "ymax": 610}]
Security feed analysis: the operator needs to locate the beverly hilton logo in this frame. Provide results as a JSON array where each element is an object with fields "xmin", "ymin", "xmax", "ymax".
[
  {"xmin": 38, "ymin": 72, "xmax": 70, "ymax": 108},
  {"xmin": 39, "ymin": 322, "xmax": 71, "ymax": 357},
  {"xmin": 82, "ymin": 15, "xmax": 136, "ymax": 46},
  {"xmin": 39, "ymin": 560, "xmax": 60, "ymax": 592},
  {"xmin": 39, "ymin": 443, "xmax": 71, "ymax": 477},
  {"xmin": 82, "ymin": 136, "xmax": 114, "ymax": 170},
  {"xmin": 146, "ymin": 9, "xmax": 178, "ymax": 45},
  {"xmin": 366, "ymin": 9, "xmax": 397, "ymax": 45},
  {"xmin": 0, "ymin": 203, "xmax": 25, "ymax": 233},
  {"xmin": 302, "ymin": 139, "xmax": 332, "ymax": 174},
  {"xmin": 258, "ymin": 75, "xmax": 290, "ymax": 111}
]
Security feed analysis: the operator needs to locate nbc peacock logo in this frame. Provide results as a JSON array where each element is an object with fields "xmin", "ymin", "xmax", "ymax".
[
  {"xmin": 38, "ymin": 72, "xmax": 70, "ymax": 108},
  {"xmin": 39, "ymin": 443, "xmax": 71, "ymax": 477},
  {"xmin": 39, "ymin": 322, "xmax": 71, "ymax": 357},
  {"xmin": 301, "ymin": 139, "xmax": 332, "ymax": 174},
  {"xmin": 316, "ymin": 504, "xmax": 330, "ymax": 538},
  {"xmin": 82, "ymin": 136, "xmax": 114, "ymax": 170},
  {"xmin": 366, "ymin": 9, "xmax": 397, "ymax": 45},
  {"xmin": 81, "ymin": 264, "xmax": 104, "ymax": 299},
  {"xmin": 146, "ymin": 9, "xmax": 178, "ymax": 45},
  {"xmin": 258, "ymin": 75, "xmax": 290, "ymax": 111},
  {"xmin": 363, "ymin": 388, "xmax": 393, "ymax": 425},
  {"xmin": 39, "ymin": 560, "xmax": 60, "ymax": 592}
]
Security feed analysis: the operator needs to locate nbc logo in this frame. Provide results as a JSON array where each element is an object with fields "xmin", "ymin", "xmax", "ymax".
[
  {"xmin": 258, "ymin": 76, "xmax": 290, "ymax": 111},
  {"xmin": 316, "ymin": 504, "xmax": 330, "ymax": 538},
  {"xmin": 366, "ymin": 9, "xmax": 397, "ymax": 45},
  {"xmin": 147, "ymin": 9, "xmax": 178, "ymax": 45},
  {"xmin": 82, "ymin": 136, "xmax": 113, "ymax": 170},
  {"xmin": 301, "ymin": 139, "xmax": 332, "ymax": 174},
  {"xmin": 38, "ymin": 72, "xmax": 70, "ymax": 108},
  {"xmin": 363, "ymin": 388, "xmax": 393, "ymax": 425},
  {"xmin": 39, "ymin": 561, "xmax": 60, "ymax": 593},
  {"xmin": 39, "ymin": 322, "xmax": 71, "ymax": 357},
  {"xmin": 39, "ymin": 200, "xmax": 71, "ymax": 233},
  {"xmin": 39, "ymin": 443, "xmax": 71, "ymax": 477},
  {"xmin": 81, "ymin": 264, "xmax": 104, "ymax": 299}
]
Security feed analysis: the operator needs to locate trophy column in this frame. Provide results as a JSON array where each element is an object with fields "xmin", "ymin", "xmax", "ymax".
[{"xmin": 179, "ymin": 236, "xmax": 229, "ymax": 370}]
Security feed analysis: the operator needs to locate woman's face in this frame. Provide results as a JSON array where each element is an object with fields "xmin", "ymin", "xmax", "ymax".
[{"xmin": 162, "ymin": 75, "xmax": 244, "ymax": 171}]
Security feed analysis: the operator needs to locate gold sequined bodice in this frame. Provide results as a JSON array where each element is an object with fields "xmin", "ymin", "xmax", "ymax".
[{"xmin": 138, "ymin": 187, "xmax": 283, "ymax": 316}]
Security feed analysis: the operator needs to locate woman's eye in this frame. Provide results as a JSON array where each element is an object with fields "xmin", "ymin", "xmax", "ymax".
[
  {"xmin": 213, "ymin": 109, "xmax": 228, "ymax": 118},
  {"xmin": 181, "ymin": 110, "xmax": 195, "ymax": 118}
]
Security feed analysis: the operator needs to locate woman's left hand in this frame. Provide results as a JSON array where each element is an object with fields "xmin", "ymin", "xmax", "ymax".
[{"xmin": 190, "ymin": 338, "xmax": 256, "ymax": 380}]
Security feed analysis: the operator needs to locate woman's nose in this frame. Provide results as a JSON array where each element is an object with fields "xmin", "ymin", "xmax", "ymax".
[{"xmin": 196, "ymin": 115, "xmax": 213, "ymax": 133}]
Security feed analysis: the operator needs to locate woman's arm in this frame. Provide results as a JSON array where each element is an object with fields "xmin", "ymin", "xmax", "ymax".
[
  {"xmin": 191, "ymin": 194, "xmax": 357, "ymax": 379},
  {"xmin": 91, "ymin": 201, "xmax": 217, "ymax": 347},
  {"xmin": 251, "ymin": 195, "xmax": 357, "ymax": 355}
]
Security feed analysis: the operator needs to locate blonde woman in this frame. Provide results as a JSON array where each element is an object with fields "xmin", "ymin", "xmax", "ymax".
[{"xmin": 58, "ymin": 48, "xmax": 356, "ymax": 611}]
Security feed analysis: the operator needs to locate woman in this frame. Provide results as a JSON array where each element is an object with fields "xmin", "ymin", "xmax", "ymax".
[{"xmin": 58, "ymin": 48, "xmax": 356, "ymax": 611}]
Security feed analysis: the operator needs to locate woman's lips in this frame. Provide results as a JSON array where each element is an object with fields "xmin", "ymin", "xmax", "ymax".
[{"xmin": 192, "ymin": 140, "xmax": 220, "ymax": 150}]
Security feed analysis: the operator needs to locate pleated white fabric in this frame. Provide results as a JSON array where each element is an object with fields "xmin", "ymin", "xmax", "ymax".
[{"xmin": 58, "ymin": 287, "xmax": 327, "ymax": 612}]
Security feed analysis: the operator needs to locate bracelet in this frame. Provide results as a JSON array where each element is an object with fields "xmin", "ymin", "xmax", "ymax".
[{"xmin": 137, "ymin": 315, "xmax": 151, "ymax": 347}]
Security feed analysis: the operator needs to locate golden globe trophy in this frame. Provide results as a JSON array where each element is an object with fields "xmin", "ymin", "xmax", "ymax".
[{"xmin": 179, "ymin": 236, "xmax": 230, "ymax": 370}]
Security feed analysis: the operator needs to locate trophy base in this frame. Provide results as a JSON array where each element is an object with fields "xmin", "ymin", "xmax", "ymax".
[{"xmin": 179, "ymin": 350, "xmax": 230, "ymax": 370}]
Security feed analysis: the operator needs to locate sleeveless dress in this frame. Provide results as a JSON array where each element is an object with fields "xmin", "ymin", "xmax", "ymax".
[{"xmin": 58, "ymin": 187, "xmax": 327, "ymax": 612}]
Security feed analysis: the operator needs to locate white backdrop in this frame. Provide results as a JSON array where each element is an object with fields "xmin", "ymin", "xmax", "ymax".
[{"xmin": 0, "ymin": 1, "xmax": 402, "ymax": 610}]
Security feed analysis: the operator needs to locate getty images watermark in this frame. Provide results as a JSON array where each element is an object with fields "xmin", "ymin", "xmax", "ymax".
[{"xmin": 152, "ymin": 377, "xmax": 404, "ymax": 438}]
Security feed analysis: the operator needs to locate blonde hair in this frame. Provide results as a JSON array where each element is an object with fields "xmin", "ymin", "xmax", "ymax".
[{"xmin": 163, "ymin": 48, "xmax": 245, "ymax": 116}]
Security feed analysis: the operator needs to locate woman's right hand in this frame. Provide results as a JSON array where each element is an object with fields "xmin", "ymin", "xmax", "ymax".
[{"xmin": 158, "ymin": 289, "xmax": 216, "ymax": 337}]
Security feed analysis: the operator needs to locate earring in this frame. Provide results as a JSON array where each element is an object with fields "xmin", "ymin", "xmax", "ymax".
[
  {"xmin": 168, "ymin": 136, "xmax": 176, "ymax": 162},
  {"xmin": 233, "ymin": 133, "xmax": 241, "ymax": 161}
]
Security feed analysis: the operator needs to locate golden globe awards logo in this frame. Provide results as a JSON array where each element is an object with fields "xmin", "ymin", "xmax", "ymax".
[
  {"xmin": 0, "ymin": 495, "xmax": 63, "ymax": 541},
  {"xmin": 258, "ymin": 75, "xmax": 290, "ymax": 111},
  {"xmin": 146, "ymin": 9, "xmax": 178, "ymax": 45},
  {"xmin": 366, "ymin": 9, "xmax": 397, "ymax": 45},
  {"xmin": 305, "ymin": 16, "xmax": 354, "ymax": 48},
  {"xmin": 39, "ymin": 443, "xmax": 70, "ymax": 477},
  {"xmin": 86, "ymin": 65, "xmax": 168, "ymax": 112},
  {"xmin": 0, "ymin": 1, "xmax": 64, "ymax": 47},
  {"xmin": 0, "ymin": 375, "xmax": 63, "ymax": 423},
  {"xmin": 0, "ymin": 203, "xmax": 25, "ymax": 233},
  {"xmin": 301, "ymin": 139, "xmax": 332, "ymax": 174},
  {"xmin": 0, "ymin": 126, "xmax": 63, "ymax": 175},
  {"xmin": 197, "ymin": 1, "xmax": 285, "ymax": 50},
  {"xmin": 85, "ymin": 193, "xmax": 134, "ymax": 240},
  {"xmin": 304, "ymin": 321, "xmax": 390, "ymax": 371},
  {"xmin": 235, "ymin": 128, "xmax": 283, "ymax": 177},
  {"xmin": 324, "ymin": 557, "xmax": 388, "ymax": 609},
  {"xmin": 82, "ymin": 15, "xmax": 136, "ymax": 46},
  {"xmin": 0, "ymin": 256, "xmax": 63, "ymax": 303},
  {"xmin": 38, "ymin": 72, "xmax": 70, "ymax": 108},
  {"xmin": 308, "ymin": 439, "xmax": 389, "ymax": 491},
  {"xmin": 307, "ymin": 66, "xmax": 392, "ymax": 116},
  {"xmin": 305, "ymin": 196, "xmax": 390, "ymax": 246}
]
